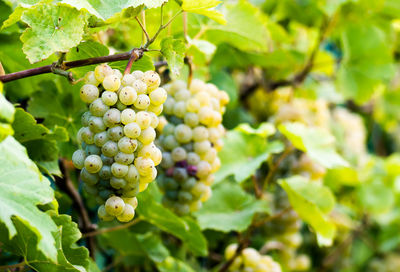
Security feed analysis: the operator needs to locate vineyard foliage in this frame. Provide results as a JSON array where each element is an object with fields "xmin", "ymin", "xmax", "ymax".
[{"xmin": 1, "ymin": 0, "xmax": 400, "ymax": 271}]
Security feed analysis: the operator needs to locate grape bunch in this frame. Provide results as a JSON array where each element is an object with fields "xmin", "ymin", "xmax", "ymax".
[
  {"xmin": 72, "ymin": 64, "xmax": 166, "ymax": 222},
  {"xmin": 155, "ymin": 79, "xmax": 229, "ymax": 215},
  {"xmin": 224, "ymin": 244, "xmax": 282, "ymax": 272}
]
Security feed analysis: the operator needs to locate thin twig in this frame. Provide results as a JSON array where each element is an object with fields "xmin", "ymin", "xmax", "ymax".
[
  {"xmin": 82, "ymin": 218, "xmax": 142, "ymax": 239},
  {"xmin": 183, "ymin": 12, "xmax": 188, "ymax": 42},
  {"xmin": 263, "ymin": 146, "xmax": 293, "ymax": 188},
  {"xmin": 252, "ymin": 175, "xmax": 263, "ymax": 199},
  {"xmin": 185, "ymin": 56, "xmax": 193, "ymax": 86},
  {"xmin": 0, "ymin": 261, "xmax": 26, "ymax": 271},
  {"xmin": 56, "ymin": 159, "xmax": 96, "ymax": 259},
  {"xmin": 135, "ymin": 16, "xmax": 150, "ymax": 45}
]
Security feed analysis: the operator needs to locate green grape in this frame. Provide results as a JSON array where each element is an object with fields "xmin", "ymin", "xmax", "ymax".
[
  {"xmin": 94, "ymin": 131, "xmax": 108, "ymax": 147},
  {"xmin": 118, "ymin": 136, "xmax": 138, "ymax": 153},
  {"xmin": 81, "ymin": 111, "xmax": 92, "ymax": 126},
  {"xmin": 195, "ymin": 92, "xmax": 210, "ymax": 106},
  {"xmin": 88, "ymin": 116, "xmax": 106, "ymax": 133},
  {"xmin": 163, "ymin": 97, "xmax": 175, "ymax": 114},
  {"xmin": 81, "ymin": 127, "xmax": 95, "ymax": 144},
  {"xmin": 186, "ymin": 98, "xmax": 200, "ymax": 113},
  {"xmin": 85, "ymin": 144, "xmax": 101, "ymax": 155},
  {"xmin": 174, "ymin": 124, "xmax": 192, "ymax": 143},
  {"xmin": 99, "ymin": 165, "xmax": 112, "ymax": 179},
  {"xmin": 101, "ymin": 91, "xmax": 118, "ymax": 106},
  {"xmin": 94, "ymin": 63, "xmax": 113, "ymax": 82},
  {"xmin": 110, "ymin": 177, "xmax": 127, "ymax": 189},
  {"xmin": 203, "ymin": 148, "xmax": 217, "ymax": 163},
  {"xmin": 98, "ymin": 189, "xmax": 112, "ymax": 200},
  {"xmin": 116, "ymin": 203, "xmax": 135, "ymax": 222},
  {"xmin": 174, "ymin": 89, "xmax": 191, "ymax": 101},
  {"xmin": 162, "ymin": 123, "xmax": 175, "ymax": 136},
  {"xmin": 121, "ymin": 108, "xmax": 136, "ymax": 125},
  {"xmin": 172, "ymin": 167, "xmax": 188, "ymax": 182},
  {"xmin": 114, "ymin": 151, "xmax": 135, "ymax": 165},
  {"xmin": 84, "ymin": 154, "xmax": 103, "ymax": 173},
  {"xmin": 111, "ymin": 162, "xmax": 129, "ymax": 178},
  {"xmin": 187, "ymin": 152, "xmax": 200, "ymax": 165},
  {"xmin": 90, "ymin": 98, "xmax": 109, "ymax": 117},
  {"xmin": 107, "ymin": 125, "xmax": 124, "ymax": 141},
  {"xmin": 122, "ymin": 182, "xmax": 139, "ymax": 197},
  {"xmin": 184, "ymin": 112, "xmax": 199, "ymax": 127},
  {"xmin": 171, "ymin": 147, "xmax": 187, "ymax": 162},
  {"xmin": 72, "ymin": 149, "xmax": 86, "ymax": 169},
  {"xmin": 138, "ymin": 127, "xmax": 156, "ymax": 145},
  {"xmin": 132, "ymin": 79, "xmax": 147, "ymax": 94},
  {"xmin": 134, "ymin": 94, "xmax": 150, "ymax": 110},
  {"xmin": 181, "ymin": 177, "xmax": 197, "ymax": 190},
  {"xmin": 173, "ymin": 101, "xmax": 187, "ymax": 118},
  {"xmin": 103, "ymin": 108, "xmax": 121, "ymax": 127},
  {"xmin": 135, "ymin": 111, "xmax": 151, "ymax": 129},
  {"xmin": 143, "ymin": 70, "xmax": 161, "ymax": 89},
  {"xmin": 101, "ymin": 140, "xmax": 119, "ymax": 157},
  {"xmin": 162, "ymin": 135, "xmax": 179, "ymax": 151},
  {"xmin": 175, "ymin": 203, "xmax": 190, "ymax": 215},
  {"xmin": 189, "ymin": 200, "xmax": 202, "ymax": 212},
  {"xmin": 101, "ymin": 154, "xmax": 114, "ymax": 165},
  {"xmin": 80, "ymin": 168, "xmax": 99, "ymax": 185},
  {"xmin": 140, "ymin": 166, "xmax": 157, "ymax": 184},
  {"xmin": 119, "ymin": 86, "xmax": 137, "ymax": 105},
  {"xmin": 178, "ymin": 191, "xmax": 192, "ymax": 203},
  {"xmin": 148, "ymin": 112, "xmax": 159, "ymax": 128},
  {"xmin": 84, "ymin": 71, "xmax": 100, "ymax": 86},
  {"xmin": 208, "ymin": 127, "xmax": 222, "ymax": 143},
  {"xmin": 124, "ymin": 122, "xmax": 141, "ymax": 139},
  {"xmin": 121, "ymin": 74, "xmax": 135, "ymax": 86},
  {"xmin": 134, "ymin": 156, "xmax": 154, "ymax": 176},
  {"xmin": 196, "ymin": 161, "xmax": 211, "ymax": 179},
  {"xmin": 194, "ymin": 140, "xmax": 211, "ymax": 154},
  {"xmin": 105, "ymin": 196, "xmax": 125, "ymax": 216},
  {"xmin": 102, "ymin": 74, "xmax": 121, "ymax": 92},
  {"xmin": 83, "ymin": 183, "xmax": 98, "ymax": 195},
  {"xmin": 98, "ymin": 204, "xmax": 114, "ymax": 221},
  {"xmin": 132, "ymin": 70, "xmax": 145, "ymax": 80},
  {"xmin": 125, "ymin": 165, "xmax": 140, "ymax": 184},
  {"xmin": 161, "ymin": 152, "xmax": 174, "ymax": 168},
  {"xmin": 191, "ymin": 182, "xmax": 207, "ymax": 198},
  {"xmin": 149, "ymin": 87, "xmax": 167, "ymax": 106},
  {"xmin": 123, "ymin": 197, "xmax": 138, "ymax": 209},
  {"xmin": 80, "ymin": 84, "xmax": 99, "ymax": 103}
]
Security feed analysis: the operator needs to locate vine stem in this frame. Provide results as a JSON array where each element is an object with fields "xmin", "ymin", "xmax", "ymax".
[
  {"xmin": 56, "ymin": 159, "xmax": 96, "ymax": 259},
  {"xmin": 0, "ymin": 261, "xmax": 26, "ymax": 270},
  {"xmin": 81, "ymin": 218, "xmax": 142, "ymax": 239}
]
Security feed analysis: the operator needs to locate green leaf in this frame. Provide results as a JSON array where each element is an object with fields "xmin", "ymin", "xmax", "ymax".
[
  {"xmin": 0, "ymin": 83, "xmax": 15, "ymax": 142},
  {"xmin": 215, "ymin": 125, "xmax": 284, "ymax": 183},
  {"xmin": 337, "ymin": 21, "xmax": 395, "ymax": 103},
  {"xmin": 12, "ymin": 108, "xmax": 69, "ymax": 161},
  {"xmin": 156, "ymin": 256, "xmax": 195, "ymax": 272},
  {"xmin": 182, "ymin": 0, "xmax": 226, "ymax": 24},
  {"xmin": 204, "ymin": 0, "xmax": 270, "ymax": 52},
  {"xmin": 60, "ymin": 0, "xmax": 167, "ymax": 20},
  {"xmin": 279, "ymin": 176, "xmax": 336, "ymax": 246},
  {"xmin": 161, "ymin": 37, "xmax": 186, "ymax": 76},
  {"xmin": 279, "ymin": 122, "xmax": 348, "ymax": 169},
  {"xmin": 0, "ymin": 136, "xmax": 58, "ymax": 261},
  {"xmin": 21, "ymin": 4, "xmax": 87, "ymax": 63},
  {"xmin": 194, "ymin": 181, "xmax": 269, "ymax": 232},
  {"xmin": 358, "ymin": 179, "xmax": 395, "ymax": 214},
  {"xmin": 137, "ymin": 184, "xmax": 207, "ymax": 256},
  {"xmin": 137, "ymin": 233, "xmax": 170, "ymax": 263}
]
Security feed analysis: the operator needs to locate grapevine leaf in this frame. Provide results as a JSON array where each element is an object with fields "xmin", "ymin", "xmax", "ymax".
[
  {"xmin": 182, "ymin": 0, "xmax": 226, "ymax": 24},
  {"xmin": 156, "ymin": 256, "xmax": 195, "ymax": 272},
  {"xmin": 194, "ymin": 181, "xmax": 269, "ymax": 232},
  {"xmin": 136, "ymin": 233, "xmax": 170, "ymax": 263},
  {"xmin": 12, "ymin": 108, "xmax": 69, "ymax": 161},
  {"xmin": 204, "ymin": 0, "xmax": 270, "ymax": 52},
  {"xmin": 215, "ymin": 125, "xmax": 284, "ymax": 183},
  {"xmin": 60, "ymin": 0, "xmax": 167, "ymax": 21},
  {"xmin": 137, "ymin": 184, "xmax": 207, "ymax": 256},
  {"xmin": 0, "ymin": 136, "xmax": 58, "ymax": 261},
  {"xmin": 279, "ymin": 176, "xmax": 336, "ymax": 246},
  {"xmin": 337, "ymin": 21, "xmax": 395, "ymax": 103},
  {"xmin": 21, "ymin": 4, "xmax": 87, "ymax": 63},
  {"xmin": 0, "ymin": 82, "xmax": 15, "ymax": 142},
  {"xmin": 279, "ymin": 122, "xmax": 349, "ymax": 169},
  {"xmin": 99, "ymin": 226, "xmax": 144, "ymax": 256},
  {"xmin": 161, "ymin": 37, "xmax": 186, "ymax": 76}
]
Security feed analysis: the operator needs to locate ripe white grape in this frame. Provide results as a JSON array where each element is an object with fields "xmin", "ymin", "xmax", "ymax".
[
  {"xmin": 135, "ymin": 111, "xmax": 151, "ymax": 129},
  {"xmin": 134, "ymin": 94, "xmax": 150, "ymax": 110},
  {"xmin": 81, "ymin": 127, "xmax": 95, "ymax": 144},
  {"xmin": 80, "ymin": 84, "xmax": 99, "ymax": 103},
  {"xmin": 138, "ymin": 127, "xmax": 156, "ymax": 145},
  {"xmin": 122, "ymin": 74, "xmax": 136, "ymax": 86},
  {"xmin": 80, "ymin": 168, "xmax": 99, "ymax": 185},
  {"xmin": 196, "ymin": 161, "xmax": 211, "ymax": 179},
  {"xmin": 94, "ymin": 131, "xmax": 108, "ymax": 147},
  {"xmin": 118, "ymin": 137, "xmax": 138, "ymax": 153},
  {"xmin": 113, "ymin": 69, "xmax": 123, "ymax": 79},
  {"xmin": 110, "ymin": 177, "xmax": 127, "ymax": 189},
  {"xmin": 107, "ymin": 125, "xmax": 124, "ymax": 141},
  {"xmin": 123, "ymin": 197, "xmax": 138, "ymax": 209},
  {"xmin": 163, "ymin": 97, "xmax": 175, "ymax": 114},
  {"xmin": 171, "ymin": 147, "xmax": 187, "ymax": 162},
  {"xmin": 175, "ymin": 89, "xmax": 191, "ymax": 101},
  {"xmin": 192, "ymin": 126, "xmax": 209, "ymax": 142},
  {"xmin": 99, "ymin": 165, "xmax": 112, "ymax": 179},
  {"xmin": 105, "ymin": 196, "xmax": 125, "ymax": 216},
  {"xmin": 134, "ymin": 157, "xmax": 154, "ymax": 176},
  {"xmin": 143, "ymin": 70, "xmax": 161, "ymax": 89},
  {"xmin": 114, "ymin": 151, "xmax": 135, "ymax": 165},
  {"xmin": 94, "ymin": 64, "xmax": 113, "ymax": 82},
  {"xmin": 119, "ymin": 86, "xmax": 137, "ymax": 105},
  {"xmin": 90, "ymin": 98, "xmax": 110, "ymax": 117},
  {"xmin": 116, "ymin": 203, "xmax": 135, "ymax": 222},
  {"xmin": 149, "ymin": 87, "xmax": 167, "ymax": 106},
  {"xmin": 85, "ymin": 144, "xmax": 101, "ymax": 155},
  {"xmin": 101, "ymin": 91, "xmax": 118, "ymax": 106},
  {"xmin": 111, "ymin": 162, "xmax": 129, "ymax": 178},
  {"xmin": 88, "ymin": 116, "xmax": 106, "ymax": 133},
  {"xmin": 132, "ymin": 79, "xmax": 147, "ymax": 94},
  {"xmin": 84, "ymin": 154, "xmax": 103, "ymax": 173},
  {"xmin": 173, "ymin": 101, "xmax": 186, "ymax": 118},
  {"xmin": 102, "ymin": 140, "xmax": 119, "ymax": 157},
  {"xmin": 98, "ymin": 204, "xmax": 114, "ymax": 221},
  {"xmin": 149, "ymin": 112, "xmax": 159, "ymax": 128},
  {"xmin": 124, "ymin": 122, "xmax": 141, "ymax": 139},
  {"xmin": 81, "ymin": 111, "xmax": 92, "ymax": 127},
  {"xmin": 102, "ymin": 74, "xmax": 121, "ymax": 92},
  {"xmin": 103, "ymin": 108, "xmax": 121, "ymax": 127},
  {"xmin": 72, "ymin": 149, "xmax": 86, "ymax": 169},
  {"xmin": 184, "ymin": 112, "xmax": 199, "ymax": 127},
  {"xmin": 125, "ymin": 165, "xmax": 140, "ymax": 184},
  {"xmin": 174, "ymin": 124, "xmax": 192, "ymax": 143},
  {"xmin": 84, "ymin": 71, "xmax": 100, "ymax": 86},
  {"xmin": 147, "ymin": 104, "xmax": 163, "ymax": 116},
  {"xmin": 186, "ymin": 98, "xmax": 200, "ymax": 113},
  {"xmin": 121, "ymin": 108, "xmax": 136, "ymax": 124},
  {"xmin": 187, "ymin": 152, "xmax": 200, "ymax": 166},
  {"xmin": 131, "ymin": 70, "xmax": 145, "ymax": 80}
]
